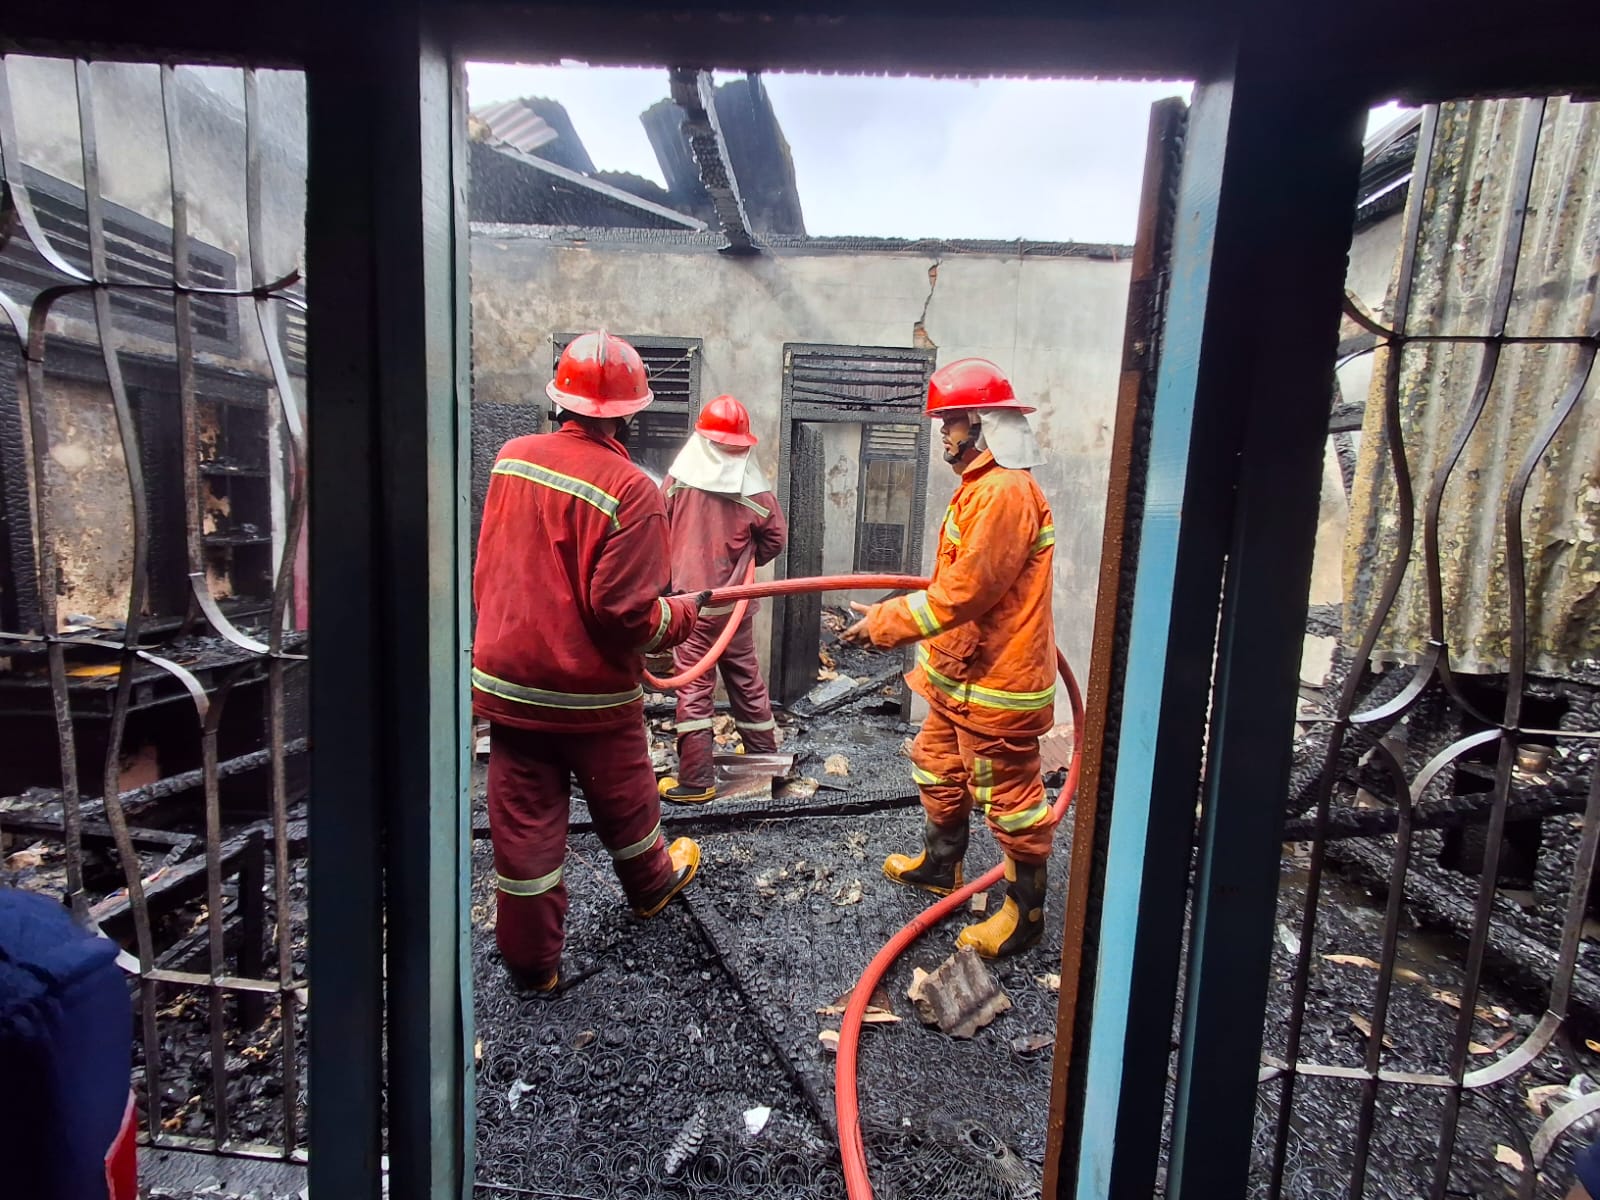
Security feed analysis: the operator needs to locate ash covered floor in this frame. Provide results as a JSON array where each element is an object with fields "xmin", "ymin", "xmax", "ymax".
[
  {"xmin": 8, "ymin": 627, "xmax": 1588, "ymax": 1197},
  {"xmin": 471, "ymin": 681, "xmax": 1072, "ymax": 1200},
  {"xmin": 1243, "ymin": 848, "xmax": 1600, "ymax": 1199}
]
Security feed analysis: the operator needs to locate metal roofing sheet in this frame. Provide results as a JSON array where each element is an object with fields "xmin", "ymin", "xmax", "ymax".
[
  {"xmin": 1344, "ymin": 96, "xmax": 1600, "ymax": 678},
  {"xmin": 474, "ymin": 98, "xmax": 557, "ymax": 155}
]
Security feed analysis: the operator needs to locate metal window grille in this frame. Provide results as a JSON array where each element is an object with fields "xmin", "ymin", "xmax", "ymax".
[
  {"xmin": 0, "ymin": 57, "xmax": 310, "ymax": 1163},
  {"xmin": 854, "ymin": 423, "xmax": 921, "ymax": 574},
  {"xmin": 1255, "ymin": 96, "xmax": 1600, "ymax": 1199},
  {"xmin": 785, "ymin": 345, "xmax": 932, "ymax": 417},
  {"xmin": 0, "ymin": 165, "xmax": 239, "ymax": 348}
]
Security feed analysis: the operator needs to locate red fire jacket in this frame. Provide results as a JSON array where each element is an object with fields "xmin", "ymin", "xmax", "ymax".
[
  {"xmin": 661, "ymin": 477, "xmax": 787, "ymax": 614},
  {"xmin": 473, "ymin": 423, "xmax": 700, "ymax": 732}
]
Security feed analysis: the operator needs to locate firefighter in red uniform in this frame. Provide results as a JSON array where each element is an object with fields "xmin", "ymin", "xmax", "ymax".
[
  {"xmin": 656, "ymin": 396, "xmax": 788, "ymax": 803},
  {"xmin": 473, "ymin": 331, "xmax": 705, "ymax": 992}
]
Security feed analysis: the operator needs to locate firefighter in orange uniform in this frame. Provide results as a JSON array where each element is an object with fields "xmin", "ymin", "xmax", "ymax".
[
  {"xmin": 473, "ymin": 331, "xmax": 706, "ymax": 992},
  {"xmin": 657, "ymin": 396, "xmax": 788, "ymax": 803},
  {"xmin": 843, "ymin": 357, "xmax": 1058, "ymax": 959}
]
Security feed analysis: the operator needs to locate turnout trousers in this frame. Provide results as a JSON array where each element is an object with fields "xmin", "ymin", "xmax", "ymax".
[
  {"xmin": 672, "ymin": 607, "xmax": 778, "ymax": 788},
  {"xmin": 908, "ymin": 707, "xmax": 1058, "ymax": 864},
  {"xmin": 487, "ymin": 721, "xmax": 675, "ymax": 979}
]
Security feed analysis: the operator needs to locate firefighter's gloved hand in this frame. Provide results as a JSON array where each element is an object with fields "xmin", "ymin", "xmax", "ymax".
[
  {"xmin": 694, "ymin": 590, "xmax": 714, "ymax": 609},
  {"xmin": 841, "ymin": 600, "xmax": 878, "ymax": 648}
]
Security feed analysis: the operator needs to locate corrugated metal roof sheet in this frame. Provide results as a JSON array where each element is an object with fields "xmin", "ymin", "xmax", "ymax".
[
  {"xmin": 1344, "ymin": 96, "xmax": 1600, "ymax": 678},
  {"xmin": 474, "ymin": 99, "xmax": 558, "ymax": 155}
]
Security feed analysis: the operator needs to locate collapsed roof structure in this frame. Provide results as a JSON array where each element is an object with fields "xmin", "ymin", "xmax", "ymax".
[{"xmin": 469, "ymin": 72, "xmax": 805, "ymax": 246}]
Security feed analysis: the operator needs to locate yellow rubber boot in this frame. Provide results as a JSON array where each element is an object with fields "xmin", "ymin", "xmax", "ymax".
[
  {"xmin": 957, "ymin": 857, "xmax": 1047, "ymax": 959},
  {"xmin": 882, "ymin": 819, "xmax": 968, "ymax": 896},
  {"xmin": 632, "ymin": 836, "xmax": 702, "ymax": 917}
]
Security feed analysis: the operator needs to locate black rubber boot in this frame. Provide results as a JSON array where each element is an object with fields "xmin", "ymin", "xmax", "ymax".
[
  {"xmin": 882, "ymin": 818, "xmax": 969, "ymax": 896},
  {"xmin": 957, "ymin": 857, "xmax": 1048, "ymax": 959},
  {"xmin": 508, "ymin": 962, "xmax": 601, "ymax": 997}
]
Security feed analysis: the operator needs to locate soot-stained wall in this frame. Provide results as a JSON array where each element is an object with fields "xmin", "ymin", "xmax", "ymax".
[{"xmin": 471, "ymin": 231, "xmax": 1133, "ymax": 721}]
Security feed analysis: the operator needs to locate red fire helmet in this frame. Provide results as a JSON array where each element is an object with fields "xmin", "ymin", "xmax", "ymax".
[
  {"xmin": 925, "ymin": 357, "xmax": 1035, "ymax": 416},
  {"xmin": 696, "ymin": 394, "xmax": 758, "ymax": 448},
  {"xmin": 545, "ymin": 331, "xmax": 654, "ymax": 419}
]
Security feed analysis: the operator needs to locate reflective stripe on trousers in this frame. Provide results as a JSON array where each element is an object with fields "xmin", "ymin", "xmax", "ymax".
[
  {"xmin": 906, "ymin": 707, "xmax": 1058, "ymax": 863},
  {"xmin": 496, "ymin": 866, "xmax": 563, "ymax": 897}
]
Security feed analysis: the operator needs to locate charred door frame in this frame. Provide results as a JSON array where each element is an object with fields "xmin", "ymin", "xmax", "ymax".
[
  {"xmin": 304, "ymin": 12, "xmax": 477, "ymax": 1198},
  {"xmin": 1042, "ymin": 95, "xmax": 1187, "ymax": 1198},
  {"xmin": 770, "ymin": 341, "xmax": 934, "ymax": 708}
]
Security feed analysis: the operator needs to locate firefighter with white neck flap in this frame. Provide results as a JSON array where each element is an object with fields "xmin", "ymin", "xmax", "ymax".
[
  {"xmin": 657, "ymin": 395, "xmax": 788, "ymax": 803},
  {"xmin": 473, "ymin": 331, "xmax": 708, "ymax": 993},
  {"xmin": 842, "ymin": 357, "xmax": 1059, "ymax": 959}
]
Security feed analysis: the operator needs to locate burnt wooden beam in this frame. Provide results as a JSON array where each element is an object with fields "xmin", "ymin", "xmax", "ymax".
[
  {"xmin": 89, "ymin": 817, "xmax": 306, "ymax": 937},
  {"xmin": 3, "ymin": 738, "xmax": 310, "ymax": 824},
  {"xmin": 669, "ymin": 67, "xmax": 757, "ymax": 254},
  {"xmin": 1328, "ymin": 836, "xmax": 1600, "ymax": 1019},
  {"xmin": 0, "ymin": 815, "xmax": 194, "ymax": 856},
  {"xmin": 1328, "ymin": 402, "xmax": 1366, "ymax": 433},
  {"xmin": 479, "ymin": 138, "xmax": 706, "ymax": 230}
]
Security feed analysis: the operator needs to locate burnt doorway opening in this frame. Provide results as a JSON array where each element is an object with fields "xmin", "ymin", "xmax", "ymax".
[{"xmin": 770, "ymin": 342, "xmax": 935, "ymax": 708}]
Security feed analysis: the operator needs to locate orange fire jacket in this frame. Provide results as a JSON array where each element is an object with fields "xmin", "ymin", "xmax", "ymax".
[{"xmin": 864, "ymin": 450, "xmax": 1057, "ymax": 738}]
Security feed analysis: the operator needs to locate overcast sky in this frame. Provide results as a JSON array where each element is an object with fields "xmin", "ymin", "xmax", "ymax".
[{"xmin": 467, "ymin": 64, "xmax": 1406, "ymax": 244}]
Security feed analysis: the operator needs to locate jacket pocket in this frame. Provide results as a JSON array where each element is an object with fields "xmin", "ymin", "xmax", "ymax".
[{"xmin": 925, "ymin": 622, "xmax": 980, "ymax": 679}]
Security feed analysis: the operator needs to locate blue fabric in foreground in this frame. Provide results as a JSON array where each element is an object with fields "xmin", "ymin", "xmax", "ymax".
[{"xmin": 0, "ymin": 888, "xmax": 132, "ymax": 1200}]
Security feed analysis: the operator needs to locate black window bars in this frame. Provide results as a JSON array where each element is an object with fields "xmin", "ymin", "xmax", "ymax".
[{"xmin": 0, "ymin": 58, "xmax": 308, "ymax": 1159}]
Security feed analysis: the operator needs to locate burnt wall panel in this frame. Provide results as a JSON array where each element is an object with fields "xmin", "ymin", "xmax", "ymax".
[
  {"xmin": 132, "ymin": 386, "xmax": 191, "ymax": 619},
  {"xmin": 778, "ymin": 421, "xmax": 826, "ymax": 705},
  {"xmin": 471, "ymin": 401, "xmax": 544, "ymax": 565},
  {"xmin": 0, "ymin": 341, "xmax": 41, "ymax": 633}
]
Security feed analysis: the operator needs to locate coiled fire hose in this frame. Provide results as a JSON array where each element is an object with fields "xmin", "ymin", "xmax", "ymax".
[{"xmin": 643, "ymin": 570, "xmax": 1085, "ymax": 1200}]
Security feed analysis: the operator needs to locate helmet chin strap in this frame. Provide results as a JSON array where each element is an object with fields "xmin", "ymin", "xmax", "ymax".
[
  {"xmin": 942, "ymin": 413, "xmax": 982, "ymax": 464},
  {"xmin": 551, "ymin": 405, "xmax": 633, "ymax": 444}
]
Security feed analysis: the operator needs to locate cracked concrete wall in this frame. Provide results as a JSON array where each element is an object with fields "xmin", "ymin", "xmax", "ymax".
[{"xmin": 471, "ymin": 234, "xmax": 1131, "ymax": 721}]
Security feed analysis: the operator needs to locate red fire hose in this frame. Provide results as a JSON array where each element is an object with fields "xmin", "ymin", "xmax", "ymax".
[
  {"xmin": 642, "ymin": 558, "xmax": 758, "ymax": 690},
  {"xmin": 838, "ymin": 648, "xmax": 1083, "ymax": 1200},
  {"xmin": 644, "ymin": 572, "xmax": 928, "ymax": 692},
  {"xmin": 643, "ymin": 571, "xmax": 1084, "ymax": 1200}
]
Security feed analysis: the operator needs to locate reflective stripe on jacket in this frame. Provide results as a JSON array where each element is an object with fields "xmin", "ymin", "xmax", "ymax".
[
  {"xmin": 864, "ymin": 449, "xmax": 1057, "ymax": 737},
  {"xmin": 472, "ymin": 423, "xmax": 700, "ymax": 732}
]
